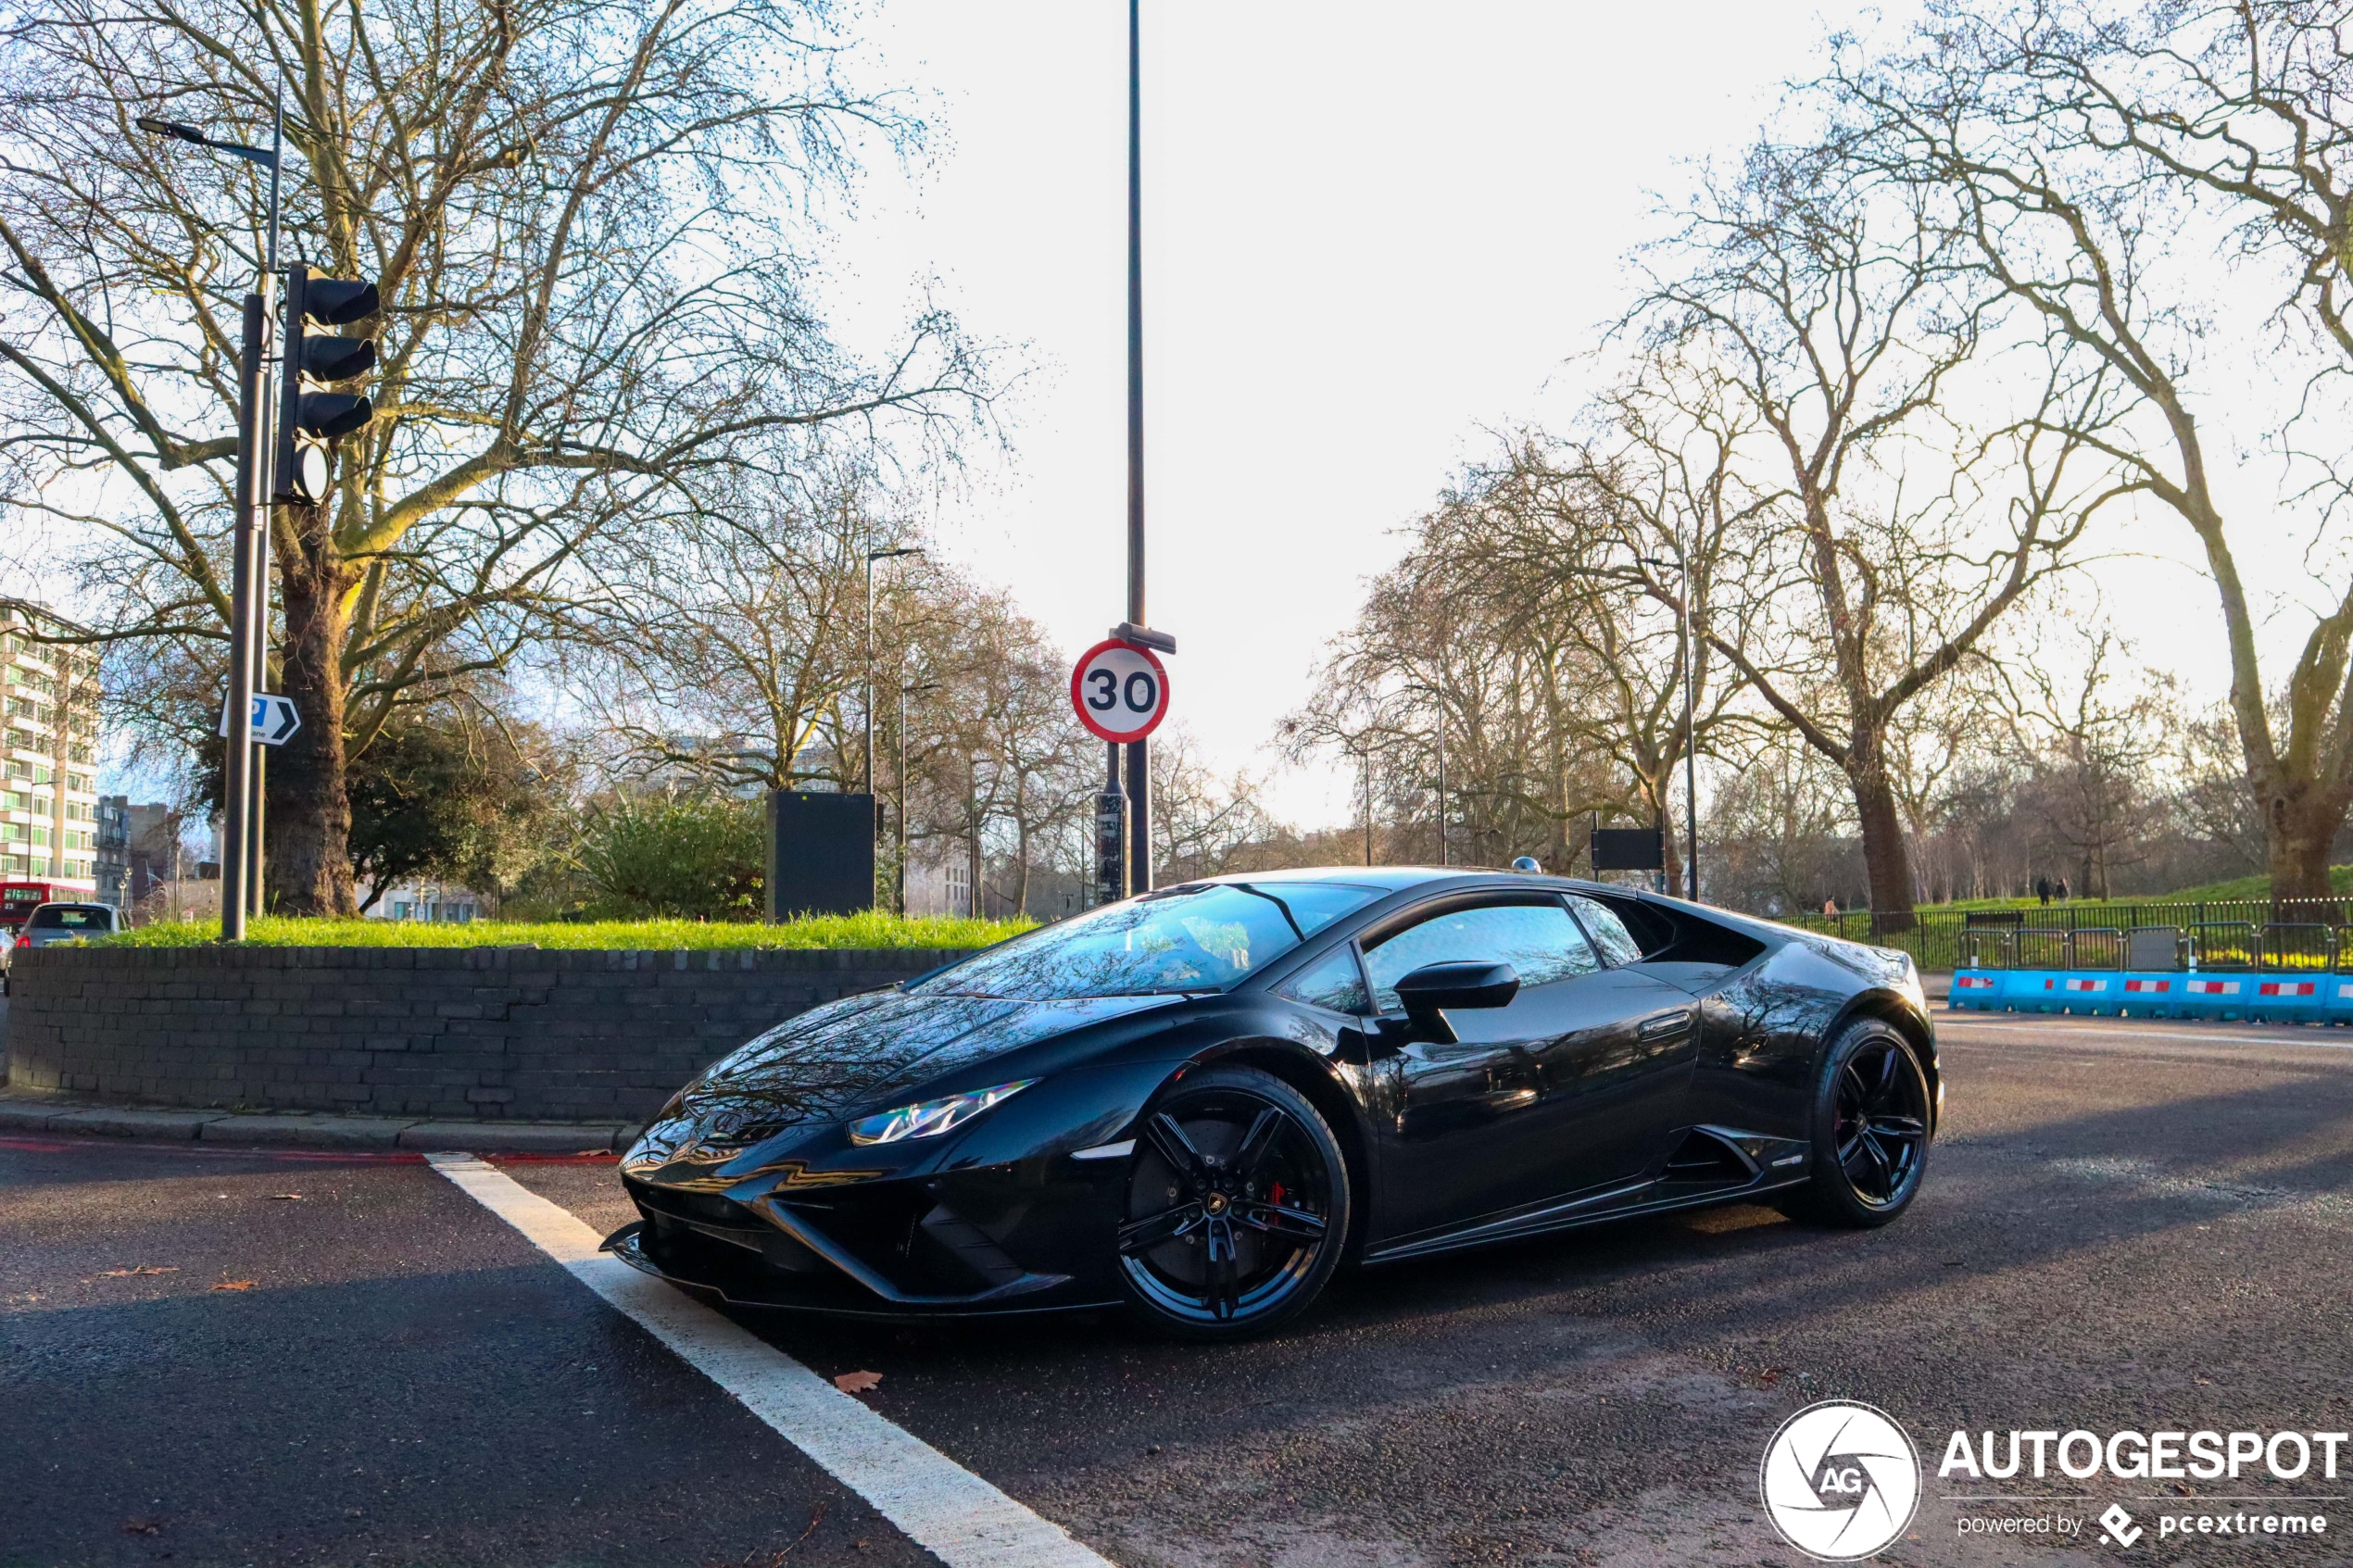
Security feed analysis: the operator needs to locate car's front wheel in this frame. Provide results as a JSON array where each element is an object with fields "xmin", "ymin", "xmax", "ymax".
[
  {"xmin": 1115, "ymin": 1065, "xmax": 1350, "ymax": 1340},
  {"xmin": 1782, "ymin": 1018, "xmax": 1932, "ymax": 1228}
]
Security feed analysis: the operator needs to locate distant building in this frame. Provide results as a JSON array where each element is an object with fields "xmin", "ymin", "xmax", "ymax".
[
  {"xmin": 0, "ymin": 600, "xmax": 102, "ymax": 897},
  {"xmin": 98, "ymin": 798, "xmax": 182, "ymax": 909},
  {"xmin": 366, "ymin": 879, "xmax": 485, "ymax": 923}
]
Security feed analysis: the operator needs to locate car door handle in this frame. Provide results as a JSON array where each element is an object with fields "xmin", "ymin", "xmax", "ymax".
[{"xmin": 1637, "ymin": 1010, "xmax": 1693, "ymax": 1041}]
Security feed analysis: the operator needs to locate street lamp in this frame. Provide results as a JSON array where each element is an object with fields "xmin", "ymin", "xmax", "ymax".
[
  {"xmin": 139, "ymin": 87, "xmax": 283, "ymax": 939},
  {"xmin": 1640, "ymin": 553, "xmax": 1699, "ymax": 900},
  {"xmin": 866, "ymin": 543, "xmax": 923, "ymax": 908},
  {"xmin": 897, "ymin": 679, "xmax": 939, "ymax": 916}
]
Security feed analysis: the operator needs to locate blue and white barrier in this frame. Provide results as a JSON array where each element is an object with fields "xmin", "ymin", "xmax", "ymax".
[{"xmin": 1950, "ymin": 967, "xmax": 2352, "ymax": 1022}]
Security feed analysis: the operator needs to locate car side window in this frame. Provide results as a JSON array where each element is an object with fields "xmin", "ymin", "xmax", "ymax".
[
  {"xmin": 1275, "ymin": 945, "xmax": 1370, "ymax": 1015},
  {"xmin": 1361, "ymin": 902, "xmax": 1598, "ymax": 1015},
  {"xmin": 1567, "ymin": 895, "xmax": 1646, "ymax": 967}
]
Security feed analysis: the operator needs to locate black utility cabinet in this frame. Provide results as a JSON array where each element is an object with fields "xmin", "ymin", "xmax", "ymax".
[{"xmin": 766, "ymin": 790, "xmax": 875, "ymax": 919}]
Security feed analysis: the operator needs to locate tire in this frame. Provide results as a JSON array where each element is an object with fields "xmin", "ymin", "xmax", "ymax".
[
  {"xmin": 1780, "ymin": 1018, "xmax": 1931, "ymax": 1229},
  {"xmin": 1115, "ymin": 1065, "xmax": 1351, "ymax": 1341}
]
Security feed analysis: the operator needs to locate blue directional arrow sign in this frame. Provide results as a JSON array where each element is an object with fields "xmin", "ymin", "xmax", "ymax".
[{"xmin": 217, "ymin": 691, "xmax": 303, "ymax": 746}]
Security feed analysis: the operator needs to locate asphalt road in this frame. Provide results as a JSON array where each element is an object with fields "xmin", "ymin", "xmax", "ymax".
[{"xmin": 6, "ymin": 1009, "xmax": 2352, "ymax": 1568}]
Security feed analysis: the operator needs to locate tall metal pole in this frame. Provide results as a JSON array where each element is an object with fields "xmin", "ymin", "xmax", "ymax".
[
  {"xmin": 863, "ymin": 542, "xmax": 876, "ymax": 800},
  {"xmin": 897, "ymin": 683, "xmax": 910, "ymax": 917},
  {"xmin": 1681, "ymin": 559, "xmax": 1697, "ymax": 901},
  {"xmin": 246, "ymin": 82, "xmax": 283, "ymax": 921},
  {"xmin": 220, "ymin": 294, "xmax": 265, "ymax": 941},
  {"xmin": 1122, "ymin": 0, "xmax": 1151, "ymax": 894},
  {"xmin": 1435, "ymin": 710, "xmax": 1447, "ymax": 866}
]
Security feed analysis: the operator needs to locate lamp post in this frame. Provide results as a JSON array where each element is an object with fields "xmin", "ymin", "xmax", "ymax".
[
  {"xmin": 1640, "ymin": 553, "xmax": 1699, "ymax": 900},
  {"xmin": 896, "ymin": 679, "xmax": 938, "ymax": 917},
  {"xmin": 138, "ymin": 85, "xmax": 283, "ymax": 939},
  {"xmin": 1122, "ymin": 0, "xmax": 1154, "ymax": 894},
  {"xmin": 866, "ymin": 543, "xmax": 922, "ymax": 907}
]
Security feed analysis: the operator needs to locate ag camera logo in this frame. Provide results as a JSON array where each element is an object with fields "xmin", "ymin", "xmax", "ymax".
[{"xmin": 1760, "ymin": 1400, "xmax": 1922, "ymax": 1560}]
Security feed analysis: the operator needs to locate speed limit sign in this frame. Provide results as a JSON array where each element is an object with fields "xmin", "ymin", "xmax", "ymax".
[{"xmin": 1070, "ymin": 637, "xmax": 1169, "ymax": 744}]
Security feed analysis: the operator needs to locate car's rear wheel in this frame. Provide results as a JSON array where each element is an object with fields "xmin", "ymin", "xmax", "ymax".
[
  {"xmin": 1782, "ymin": 1019, "xmax": 1931, "ymax": 1228},
  {"xmin": 1116, "ymin": 1066, "xmax": 1349, "ymax": 1340}
]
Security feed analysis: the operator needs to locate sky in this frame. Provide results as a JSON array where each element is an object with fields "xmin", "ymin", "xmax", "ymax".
[{"xmin": 818, "ymin": 0, "xmax": 1913, "ymax": 826}]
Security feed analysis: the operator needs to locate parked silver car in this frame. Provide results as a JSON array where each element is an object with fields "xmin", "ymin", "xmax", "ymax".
[{"xmin": 6, "ymin": 903, "xmax": 120, "ymax": 991}]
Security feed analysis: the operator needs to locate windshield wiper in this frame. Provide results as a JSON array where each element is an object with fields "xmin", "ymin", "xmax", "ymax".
[{"xmin": 1230, "ymin": 884, "xmax": 1304, "ymax": 942}]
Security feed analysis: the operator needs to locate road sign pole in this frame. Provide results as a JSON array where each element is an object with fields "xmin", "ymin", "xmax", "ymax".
[
  {"xmin": 1097, "ymin": 743, "xmax": 1128, "ymax": 907},
  {"xmin": 247, "ymin": 287, "xmax": 274, "ymax": 922},
  {"xmin": 220, "ymin": 291, "xmax": 271, "ymax": 942},
  {"xmin": 1122, "ymin": 0, "xmax": 1151, "ymax": 896}
]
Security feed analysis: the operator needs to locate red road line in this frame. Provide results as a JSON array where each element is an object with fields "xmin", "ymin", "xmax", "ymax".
[{"xmin": 0, "ymin": 1135, "xmax": 619, "ymax": 1165}]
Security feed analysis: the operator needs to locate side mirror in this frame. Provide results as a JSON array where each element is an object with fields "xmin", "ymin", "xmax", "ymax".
[{"xmin": 1393, "ymin": 960, "xmax": 1520, "ymax": 1020}]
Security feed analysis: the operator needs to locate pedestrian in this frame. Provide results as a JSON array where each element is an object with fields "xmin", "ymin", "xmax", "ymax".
[
  {"xmin": 2036, "ymin": 876, "xmax": 2051, "ymax": 906},
  {"xmin": 2057, "ymin": 876, "xmax": 2070, "ymax": 902},
  {"xmin": 1822, "ymin": 897, "xmax": 1839, "ymax": 919}
]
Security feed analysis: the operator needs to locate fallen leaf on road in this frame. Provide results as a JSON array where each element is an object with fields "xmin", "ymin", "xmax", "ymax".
[
  {"xmin": 833, "ymin": 1370, "xmax": 883, "ymax": 1394},
  {"xmin": 268, "ymin": 1193, "xmax": 304, "ymax": 1200},
  {"xmin": 209, "ymin": 1279, "xmax": 257, "ymax": 1292},
  {"xmin": 98, "ymin": 1266, "xmax": 178, "ymax": 1278},
  {"xmin": 120, "ymin": 1518, "xmax": 161, "ymax": 1536}
]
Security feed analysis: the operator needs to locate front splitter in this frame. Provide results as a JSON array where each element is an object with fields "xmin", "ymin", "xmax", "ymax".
[{"xmin": 601, "ymin": 1222, "xmax": 1118, "ymax": 1322}]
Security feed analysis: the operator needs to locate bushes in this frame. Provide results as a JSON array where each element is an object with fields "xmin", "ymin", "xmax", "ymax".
[{"xmin": 543, "ymin": 792, "xmax": 767, "ymax": 921}]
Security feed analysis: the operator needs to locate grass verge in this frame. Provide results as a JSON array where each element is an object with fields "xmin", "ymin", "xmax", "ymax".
[{"xmin": 94, "ymin": 911, "xmax": 1030, "ymax": 950}]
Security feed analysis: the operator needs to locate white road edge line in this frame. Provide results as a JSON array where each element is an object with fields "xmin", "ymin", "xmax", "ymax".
[{"xmin": 427, "ymin": 1153, "xmax": 1116, "ymax": 1568}]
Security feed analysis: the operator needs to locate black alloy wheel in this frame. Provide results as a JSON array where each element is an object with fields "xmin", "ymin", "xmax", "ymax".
[
  {"xmin": 1115, "ymin": 1065, "xmax": 1350, "ymax": 1340},
  {"xmin": 1784, "ymin": 1019, "xmax": 1931, "ymax": 1228}
]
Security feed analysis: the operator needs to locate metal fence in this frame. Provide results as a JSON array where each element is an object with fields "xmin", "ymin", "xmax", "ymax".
[{"xmin": 1775, "ymin": 898, "xmax": 2353, "ymax": 972}]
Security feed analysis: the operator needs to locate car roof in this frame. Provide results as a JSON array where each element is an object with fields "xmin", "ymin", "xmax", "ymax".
[{"xmin": 1183, "ymin": 866, "xmax": 1642, "ymax": 897}]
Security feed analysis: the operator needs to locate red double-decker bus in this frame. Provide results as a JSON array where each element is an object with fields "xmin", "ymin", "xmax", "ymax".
[{"xmin": 2, "ymin": 881, "xmax": 57, "ymax": 936}]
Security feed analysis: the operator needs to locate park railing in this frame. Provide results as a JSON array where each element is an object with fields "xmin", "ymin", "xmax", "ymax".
[{"xmin": 1773, "ymin": 897, "xmax": 2353, "ymax": 972}]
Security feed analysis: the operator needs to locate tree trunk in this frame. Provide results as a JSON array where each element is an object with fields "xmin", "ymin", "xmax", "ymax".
[
  {"xmin": 2262, "ymin": 778, "xmax": 2347, "ymax": 907},
  {"xmin": 1849, "ymin": 762, "xmax": 1917, "ymax": 929},
  {"xmin": 1013, "ymin": 816, "xmax": 1031, "ymax": 918},
  {"xmin": 269, "ymin": 508, "xmax": 359, "ymax": 916}
]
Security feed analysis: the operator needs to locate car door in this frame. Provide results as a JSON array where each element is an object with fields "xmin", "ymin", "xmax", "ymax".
[
  {"xmin": 1532, "ymin": 895, "xmax": 1701, "ymax": 1188},
  {"xmin": 1365, "ymin": 896, "xmax": 1701, "ymax": 1240},
  {"xmin": 1361, "ymin": 897, "xmax": 1607, "ymax": 1236}
]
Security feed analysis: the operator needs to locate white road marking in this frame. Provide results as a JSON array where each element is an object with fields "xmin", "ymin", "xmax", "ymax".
[
  {"xmin": 1940, "ymin": 1017, "xmax": 2353, "ymax": 1051},
  {"xmin": 427, "ymin": 1153, "xmax": 1115, "ymax": 1568}
]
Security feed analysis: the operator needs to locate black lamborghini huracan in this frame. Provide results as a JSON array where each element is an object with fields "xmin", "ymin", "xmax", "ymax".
[{"xmin": 608, "ymin": 868, "xmax": 1941, "ymax": 1338}]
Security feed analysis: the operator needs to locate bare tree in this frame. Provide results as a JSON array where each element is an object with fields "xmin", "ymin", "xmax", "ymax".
[
  {"xmin": 0, "ymin": 0, "xmax": 990, "ymax": 911},
  {"xmin": 567, "ymin": 453, "xmax": 918, "ymax": 795},
  {"xmin": 1998, "ymin": 624, "xmax": 2176, "ymax": 898},
  {"xmin": 1824, "ymin": 0, "xmax": 2353, "ymax": 899},
  {"xmin": 1630, "ymin": 141, "xmax": 2110, "ymax": 918}
]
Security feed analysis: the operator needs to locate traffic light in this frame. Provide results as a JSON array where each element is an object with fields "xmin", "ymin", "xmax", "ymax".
[{"xmin": 272, "ymin": 265, "xmax": 378, "ymax": 504}]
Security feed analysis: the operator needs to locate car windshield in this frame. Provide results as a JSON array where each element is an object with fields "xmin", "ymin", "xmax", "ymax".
[
  {"xmin": 28, "ymin": 906, "xmax": 106, "ymax": 930},
  {"xmin": 911, "ymin": 882, "xmax": 1383, "ymax": 1000}
]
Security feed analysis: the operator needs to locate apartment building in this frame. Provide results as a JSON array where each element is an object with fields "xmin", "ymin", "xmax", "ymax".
[{"xmin": 1, "ymin": 600, "xmax": 102, "ymax": 898}]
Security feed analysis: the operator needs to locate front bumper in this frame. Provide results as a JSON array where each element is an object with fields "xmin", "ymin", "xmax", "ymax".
[{"xmin": 607, "ymin": 1160, "xmax": 1123, "ymax": 1319}]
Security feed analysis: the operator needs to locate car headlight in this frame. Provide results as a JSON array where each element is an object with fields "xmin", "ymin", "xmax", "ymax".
[{"xmin": 846, "ymin": 1080, "xmax": 1037, "ymax": 1146}]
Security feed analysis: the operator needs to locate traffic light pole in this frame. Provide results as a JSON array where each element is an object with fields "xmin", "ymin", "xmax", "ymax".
[
  {"xmin": 249, "ymin": 85, "xmax": 281, "ymax": 921},
  {"xmin": 220, "ymin": 291, "xmax": 267, "ymax": 942},
  {"xmin": 138, "ymin": 85, "xmax": 283, "ymax": 935},
  {"xmin": 1123, "ymin": 0, "xmax": 1151, "ymax": 896}
]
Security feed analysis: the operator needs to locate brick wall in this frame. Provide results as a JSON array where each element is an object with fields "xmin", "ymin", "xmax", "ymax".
[{"xmin": 4, "ymin": 944, "xmax": 971, "ymax": 1123}]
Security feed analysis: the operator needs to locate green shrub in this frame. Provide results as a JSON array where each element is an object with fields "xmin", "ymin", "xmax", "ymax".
[{"xmin": 569, "ymin": 792, "xmax": 766, "ymax": 920}]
